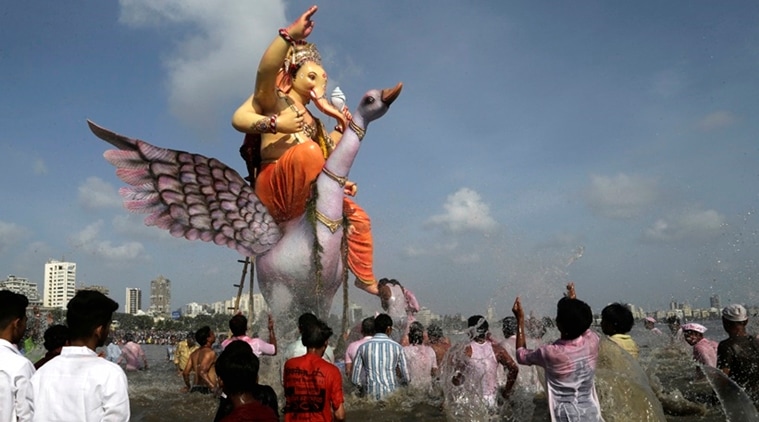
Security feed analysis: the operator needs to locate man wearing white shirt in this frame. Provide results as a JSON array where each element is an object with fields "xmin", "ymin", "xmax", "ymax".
[
  {"xmin": 28, "ymin": 290, "xmax": 129, "ymax": 422},
  {"xmin": 0, "ymin": 290, "xmax": 34, "ymax": 422},
  {"xmin": 282, "ymin": 313, "xmax": 335, "ymax": 363}
]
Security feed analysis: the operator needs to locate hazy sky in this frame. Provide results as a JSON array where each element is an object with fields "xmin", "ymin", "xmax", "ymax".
[{"xmin": 2, "ymin": 1, "xmax": 758, "ymax": 317}]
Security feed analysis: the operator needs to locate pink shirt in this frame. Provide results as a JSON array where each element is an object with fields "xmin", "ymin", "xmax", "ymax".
[
  {"xmin": 471, "ymin": 341, "xmax": 499, "ymax": 404},
  {"xmin": 345, "ymin": 336, "xmax": 372, "ymax": 365},
  {"xmin": 693, "ymin": 338, "xmax": 718, "ymax": 368},
  {"xmin": 402, "ymin": 344, "xmax": 437, "ymax": 389},
  {"xmin": 517, "ymin": 329, "xmax": 604, "ymax": 421},
  {"xmin": 221, "ymin": 335, "xmax": 275, "ymax": 357},
  {"xmin": 118, "ymin": 341, "xmax": 146, "ymax": 371}
]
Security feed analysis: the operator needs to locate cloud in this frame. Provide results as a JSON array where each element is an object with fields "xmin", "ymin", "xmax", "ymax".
[
  {"xmin": 78, "ymin": 177, "xmax": 123, "ymax": 210},
  {"xmin": 0, "ymin": 221, "xmax": 28, "ymax": 254},
  {"xmin": 644, "ymin": 208, "xmax": 725, "ymax": 242},
  {"xmin": 585, "ymin": 173, "xmax": 658, "ymax": 219},
  {"xmin": 118, "ymin": 0, "xmax": 286, "ymax": 134},
  {"xmin": 697, "ymin": 111, "xmax": 736, "ymax": 132},
  {"xmin": 69, "ymin": 220, "xmax": 146, "ymax": 261},
  {"xmin": 426, "ymin": 188, "xmax": 498, "ymax": 233},
  {"xmin": 33, "ymin": 158, "xmax": 47, "ymax": 175}
]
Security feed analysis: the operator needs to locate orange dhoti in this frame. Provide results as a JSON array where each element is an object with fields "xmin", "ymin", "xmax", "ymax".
[{"xmin": 255, "ymin": 142, "xmax": 376, "ymax": 284}]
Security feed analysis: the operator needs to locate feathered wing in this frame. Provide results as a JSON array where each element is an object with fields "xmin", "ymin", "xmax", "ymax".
[{"xmin": 87, "ymin": 121, "xmax": 281, "ymax": 256}]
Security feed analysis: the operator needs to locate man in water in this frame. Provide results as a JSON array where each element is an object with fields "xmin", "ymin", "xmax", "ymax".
[
  {"xmin": 600, "ymin": 303, "xmax": 639, "ymax": 359},
  {"xmin": 344, "ymin": 316, "xmax": 374, "ymax": 378},
  {"xmin": 717, "ymin": 304, "xmax": 759, "ymax": 403},
  {"xmin": 282, "ymin": 313, "xmax": 335, "ymax": 364},
  {"xmin": 351, "ymin": 313, "xmax": 409, "ymax": 400},
  {"xmin": 33, "ymin": 324, "xmax": 69, "ymax": 370},
  {"xmin": 117, "ymin": 332, "xmax": 148, "ymax": 371},
  {"xmin": 426, "ymin": 323, "xmax": 451, "ymax": 369},
  {"xmin": 452, "ymin": 315, "xmax": 518, "ymax": 408},
  {"xmin": 500, "ymin": 316, "xmax": 542, "ymax": 395},
  {"xmin": 402, "ymin": 322, "xmax": 438, "ymax": 391},
  {"xmin": 682, "ymin": 322, "xmax": 718, "ymax": 377},
  {"xmin": 644, "ymin": 317, "xmax": 663, "ymax": 335},
  {"xmin": 215, "ymin": 341, "xmax": 279, "ymax": 422},
  {"xmin": 221, "ymin": 313, "xmax": 277, "ymax": 358},
  {"xmin": 28, "ymin": 290, "xmax": 129, "ymax": 421},
  {"xmin": 0, "ymin": 290, "xmax": 34, "ymax": 422},
  {"xmin": 512, "ymin": 283, "xmax": 604, "ymax": 421},
  {"xmin": 174, "ymin": 331, "xmax": 198, "ymax": 373},
  {"xmin": 283, "ymin": 318, "xmax": 345, "ymax": 421},
  {"xmin": 182, "ymin": 326, "xmax": 218, "ymax": 395},
  {"xmin": 378, "ymin": 278, "xmax": 420, "ymax": 345}
]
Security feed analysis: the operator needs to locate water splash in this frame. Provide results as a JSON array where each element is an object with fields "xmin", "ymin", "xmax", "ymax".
[{"xmin": 701, "ymin": 364, "xmax": 759, "ymax": 421}]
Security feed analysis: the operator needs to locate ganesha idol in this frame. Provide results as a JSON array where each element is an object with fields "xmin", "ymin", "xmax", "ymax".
[{"xmin": 88, "ymin": 5, "xmax": 402, "ymax": 318}]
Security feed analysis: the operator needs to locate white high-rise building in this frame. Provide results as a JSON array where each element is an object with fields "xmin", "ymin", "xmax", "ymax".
[
  {"xmin": 43, "ymin": 260, "xmax": 76, "ymax": 309},
  {"xmin": 1, "ymin": 275, "xmax": 42, "ymax": 306},
  {"xmin": 125, "ymin": 288, "xmax": 142, "ymax": 314}
]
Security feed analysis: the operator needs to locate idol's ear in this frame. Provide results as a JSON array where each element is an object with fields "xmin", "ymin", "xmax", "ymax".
[{"xmin": 276, "ymin": 69, "xmax": 293, "ymax": 93}]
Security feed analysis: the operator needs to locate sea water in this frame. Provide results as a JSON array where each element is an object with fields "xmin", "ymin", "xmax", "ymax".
[{"xmin": 124, "ymin": 321, "xmax": 757, "ymax": 421}]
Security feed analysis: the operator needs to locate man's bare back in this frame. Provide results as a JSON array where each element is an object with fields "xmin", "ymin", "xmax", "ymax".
[{"xmin": 182, "ymin": 345, "xmax": 217, "ymax": 393}]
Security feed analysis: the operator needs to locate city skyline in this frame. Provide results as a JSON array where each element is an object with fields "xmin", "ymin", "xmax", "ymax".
[{"xmin": 4, "ymin": 266, "xmax": 753, "ymax": 323}]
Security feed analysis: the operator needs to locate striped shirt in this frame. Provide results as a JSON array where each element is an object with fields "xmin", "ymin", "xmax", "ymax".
[{"xmin": 351, "ymin": 333, "xmax": 409, "ymax": 400}]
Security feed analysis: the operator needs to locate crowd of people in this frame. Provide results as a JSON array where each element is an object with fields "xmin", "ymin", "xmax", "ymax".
[{"xmin": 2, "ymin": 279, "xmax": 759, "ymax": 421}]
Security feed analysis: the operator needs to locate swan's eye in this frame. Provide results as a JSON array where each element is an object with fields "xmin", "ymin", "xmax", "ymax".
[{"xmin": 365, "ymin": 97, "xmax": 375, "ymax": 104}]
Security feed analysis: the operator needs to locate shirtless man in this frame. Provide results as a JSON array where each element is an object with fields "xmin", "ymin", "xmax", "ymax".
[
  {"xmin": 182, "ymin": 325, "xmax": 218, "ymax": 395},
  {"xmin": 231, "ymin": 5, "xmax": 379, "ymax": 296}
]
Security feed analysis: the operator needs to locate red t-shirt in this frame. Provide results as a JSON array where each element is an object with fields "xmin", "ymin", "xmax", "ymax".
[
  {"xmin": 283, "ymin": 353, "xmax": 344, "ymax": 421},
  {"xmin": 219, "ymin": 401, "xmax": 278, "ymax": 422}
]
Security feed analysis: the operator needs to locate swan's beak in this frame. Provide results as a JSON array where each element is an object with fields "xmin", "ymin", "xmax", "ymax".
[{"xmin": 381, "ymin": 82, "xmax": 403, "ymax": 106}]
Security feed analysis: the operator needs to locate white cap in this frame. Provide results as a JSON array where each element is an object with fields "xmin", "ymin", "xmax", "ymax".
[{"xmin": 722, "ymin": 304, "xmax": 748, "ymax": 322}]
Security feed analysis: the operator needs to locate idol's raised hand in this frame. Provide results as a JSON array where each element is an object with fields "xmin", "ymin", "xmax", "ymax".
[{"xmin": 287, "ymin": 5, "xmax": 318, "ymax": 41}]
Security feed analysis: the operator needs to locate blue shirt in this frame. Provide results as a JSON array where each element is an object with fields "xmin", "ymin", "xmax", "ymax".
[{"xmin": 351, "ymin": 333, "xmax": 409, "ymax": 400}]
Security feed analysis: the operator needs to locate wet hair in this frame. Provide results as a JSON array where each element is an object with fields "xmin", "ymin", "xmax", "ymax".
[
  {"xmin": 216, "ymin": 340, "xmax": 259, "ymax": 395},
  {"xmin": 541, "ymin": 316, "xmax": 555, "ymax": 329},
  {"xmin": 360, "ymin": 317, "xmax": 375, "ymax": 336},
  {"xmin": 501, "ymin": 316, "xmax": 518, "ymax": 338},
  {"xmin": 427, "ymin": 324, "xmax": 444, "ymax": 341},
  {"xmin": 601, "ymin": 303, "xmax": 634, "ymax": 335},
  {"xmin": 195, "ymin": 325, "xmax": 212, "ymax": 345},
  {"xmin": 0, "ymin": 290, "xmax": 28, "ymax": 329},
  {"xmin": 43, "ymin": 324, "xmax": 69, "ymax": 351},
  {"xmin": 124, "ymin": 332, "xmax": 134, "ymax": 343},
  {"xmin": 297, "ymin": 313, "xmax": 318, "ymax": 331},
  {"xmin": 408, "ymin": 322, "xmax": 425, "ymax": 345},
  {"xmin": 66, "ymin": 290, "xmax": 119, "ymax": 340},
  {"xmin": 301, "ymin": 319, "xmax": 333, "ymax": 348},
  {"xmin": 666, "ymin": 315, "xmax": 681, "ymax": 325},
  {"xmin": 526, "ymin": 317, "xmax": 546, "ymax": 339},
  {"xmin": 467, "ymin": 315, "xmax": 489, "ymax": 339},
  {"xmin": 229, "ymin": 314, "xmax": 248, "ymax": 337},
  {"xmin": 186, "ymin": 331, "xmax": 195, "ymax": 340},
  {"xmin": 556, "ymin": 297, "xmax": 593, "ymax": 340},
  {"xmin": 374, "ymin": 314, "xmax": 393, "ymax": 333}
]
